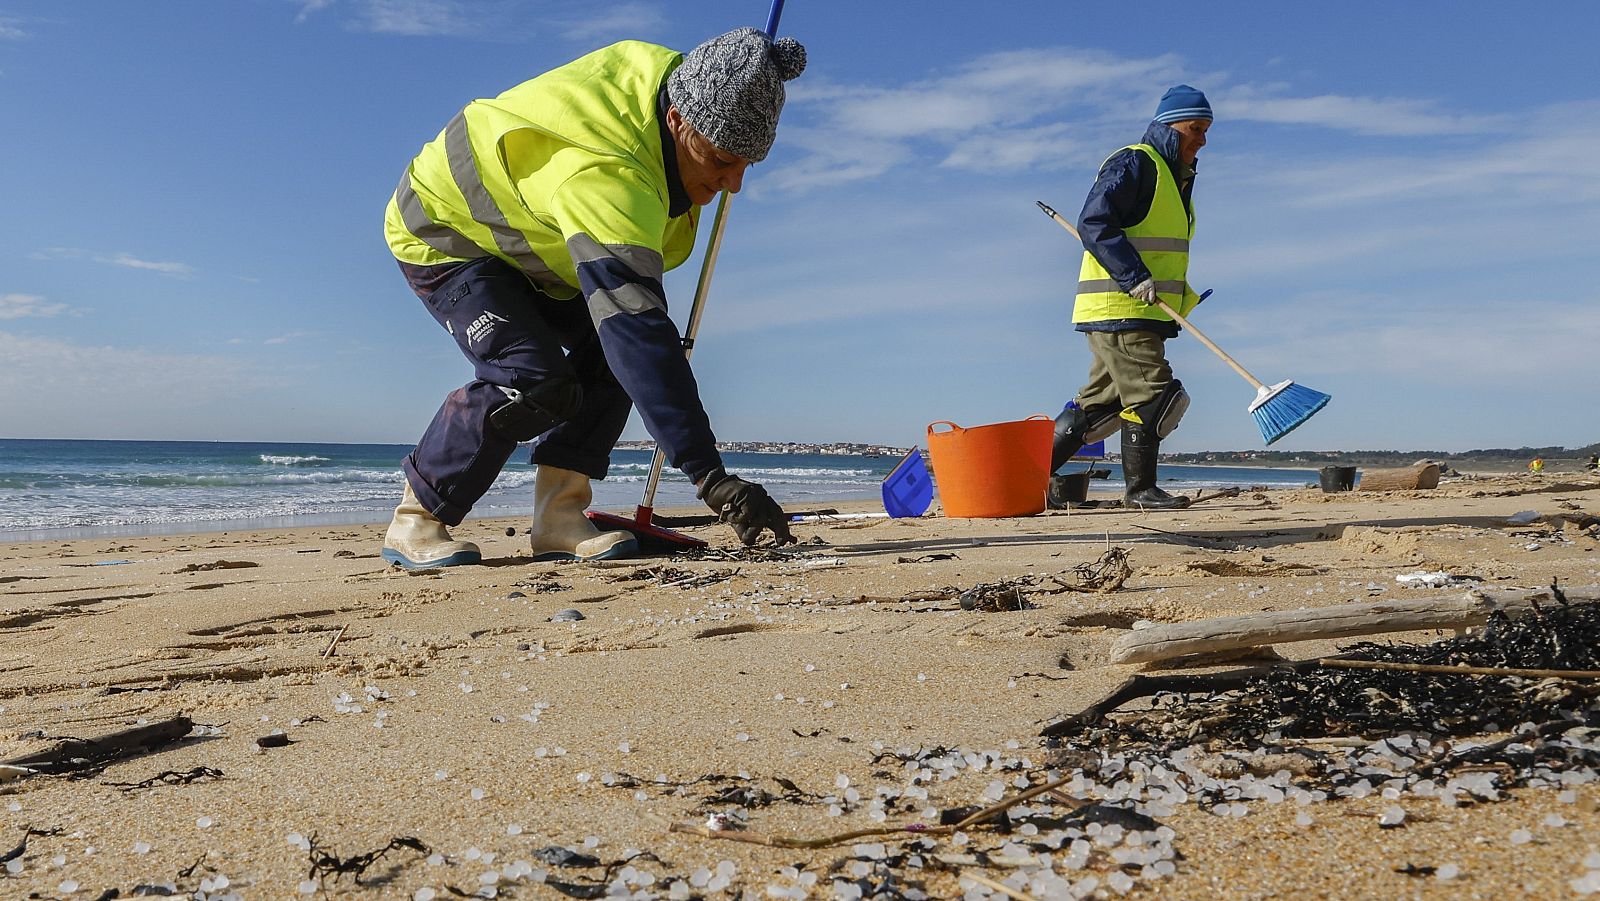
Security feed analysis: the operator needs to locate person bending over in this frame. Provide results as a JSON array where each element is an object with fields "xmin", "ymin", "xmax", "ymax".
[{"xmin": 381, "ymin": 28, "xmax": 804, "ymax": 567}]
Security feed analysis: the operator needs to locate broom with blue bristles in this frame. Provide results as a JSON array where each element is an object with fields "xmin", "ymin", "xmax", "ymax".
[{"xmin": 1037, "ymin": 200, "xmax": 1330, "ymax": 445}]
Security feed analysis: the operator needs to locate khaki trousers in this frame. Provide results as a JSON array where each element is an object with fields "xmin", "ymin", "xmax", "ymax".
[{"xmin": 1075, "ymin": 330, "xmax": 1173, "ymax": 414}]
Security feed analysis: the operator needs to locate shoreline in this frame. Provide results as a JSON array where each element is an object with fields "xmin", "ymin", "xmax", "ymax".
[
  {"xmin": 2, "ymin": 461, "xmax": 1552, "ymax": 543},
  {"xmin": 0, "ymin": 464, "xmax": 1330, "ymax": 545}
]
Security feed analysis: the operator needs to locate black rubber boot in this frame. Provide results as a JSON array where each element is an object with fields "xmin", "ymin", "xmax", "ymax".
[
  {"xmin": 1050, "ymin": 413, "xmax": 1085, "ymax": 474},
  {"xmin": 1120, "ymin": 424, "xmax": 1190, "ymax": 509},
  {"xmin": 1052, "ymin": 402, "xmax": 1118, "ymax": 472}
]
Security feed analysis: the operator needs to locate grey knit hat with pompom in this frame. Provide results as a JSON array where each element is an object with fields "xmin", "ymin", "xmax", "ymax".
[{"xmin": 667, "ymin": 27, "xmax": 806, "ymax": 163}]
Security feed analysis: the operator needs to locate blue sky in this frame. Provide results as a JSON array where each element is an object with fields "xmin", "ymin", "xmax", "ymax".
[{"xmin": 3, "ymin": 1, "xmax": 1598, "ymax": 454}]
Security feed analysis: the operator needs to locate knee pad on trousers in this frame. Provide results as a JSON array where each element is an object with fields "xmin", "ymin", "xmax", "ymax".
[
  {"xmin": 1056, "ymin": 401, "xmax": 1122, "ymax": 447},
  {"xmin": 1119, "ymin": 380, "xmax": 1189, "ymax": 440},
  {"xmin": 488, "ymin": 378, "xmax": 582, "ymax": 441}
]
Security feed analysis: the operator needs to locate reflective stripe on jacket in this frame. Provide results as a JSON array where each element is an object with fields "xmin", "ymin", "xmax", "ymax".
[
  {"xmin": 384, "ymin": 41, "xmax": 700, "ymax": 299},
  {"xmin": 1073, "ymin": 144, "xmax": 1200, "ymax": 326}
]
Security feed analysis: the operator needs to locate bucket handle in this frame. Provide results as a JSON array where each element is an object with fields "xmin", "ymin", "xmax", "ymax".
[{"xmin": 930, "ymin": 416, "xmax": 1050, "ymax": 433}]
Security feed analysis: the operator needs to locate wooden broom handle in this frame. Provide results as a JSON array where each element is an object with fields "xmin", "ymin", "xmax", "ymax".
[{"xmin": 1037, "ymin": 202, "xmax": 1266, "ymax": 391}]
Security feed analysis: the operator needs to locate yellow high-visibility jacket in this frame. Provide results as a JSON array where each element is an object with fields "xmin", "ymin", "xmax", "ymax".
[
  {"xmin": 385, "ymin": 41, "xmax": 727, "ymax": 483},
  {"xmin": 384, "ymin": 40, "xmax": 699, "ymax": 299},
  {"xmin": 1074, "ymin": 143, "xmax": 1201, "ymax": 325}
]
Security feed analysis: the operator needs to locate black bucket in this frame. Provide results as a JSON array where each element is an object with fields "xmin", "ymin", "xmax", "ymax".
[
  {"xmin": 1319, "ymin": 465, "xmax": 1357, "ymax": 492},
  {"xmin": 1048, "ymin": 473, "xmax": 1092, "ymax": 508}
]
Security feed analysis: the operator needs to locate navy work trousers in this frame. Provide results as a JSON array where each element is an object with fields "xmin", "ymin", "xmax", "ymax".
[{"xmin": 401, "ymin": 257, "xmax": 632, "ymax": 526}]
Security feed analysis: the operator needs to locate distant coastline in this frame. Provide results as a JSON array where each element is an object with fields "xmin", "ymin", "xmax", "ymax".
[
  {"xmin": 614, "ymin": 438, "xmax": 1600, "ymax": 471},
  {"xmin": 1165, "ymin": 445, "xmax": 1600, "ymax": 472},
  {"xmin": 6, "ymin": 436, "xmax": 1595, "ymax": 469}
]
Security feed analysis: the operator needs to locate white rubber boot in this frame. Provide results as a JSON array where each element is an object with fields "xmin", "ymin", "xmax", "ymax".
[
  {"xmin": 381, "ymin": 481, "xmax": 482, "ymax": 568},
  {"xmin": 529, "ymin": 465, "xmax": 638, "ymax": 562}
]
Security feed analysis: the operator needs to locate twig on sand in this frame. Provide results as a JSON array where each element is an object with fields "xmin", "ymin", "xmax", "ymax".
[
  {"xmin": 964, "ymin": 872, "xmax": 1039, "ymax": 901},
  {"xmin": 1187, "ymin": 486, "xmax": 1242, "ymax": 507},
  {"xmin": 322, "ymin": 625, "xmax": 348, "ymax": 659},
  {"xmin": 668, "ymin": 775, "xmax": 1077, "ymax": 848},
  {"xmin": 1046, "ymin": 547, "xmax": 1132, "ymax": 594},
  {"xmin": 1316, "ymin": 658, "xmax": 1600, "ymax": 680},
  {"xmin": 821, "ymin": 590, "xmax": 954, "ymax": 607},
  {"xmin": 1, "ymin": 716, "xmax": 194, "ymax": 775},
  {"xmin": 1132, "ymin": 523, "xmax": 1230, "ymax": 547},
  {"xmin": 1405, "ymin": 718, "xmax": 1578, "ymax": 779},
  {"xmin": 1275, "ymin": 736, "xmax": 1371, "ymax": 749},
  {"xmin": 1042, "ymin": 670, "xmax": 1278, "ymax": 737}
]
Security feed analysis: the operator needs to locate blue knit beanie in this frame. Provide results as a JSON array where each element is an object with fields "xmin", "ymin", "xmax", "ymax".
[{"xmin": 1153, "ymin": 84, "xmax": 1212, "ymax": 125}]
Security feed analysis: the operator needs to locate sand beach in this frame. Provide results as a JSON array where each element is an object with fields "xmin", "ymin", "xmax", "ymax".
[{"xmin": 0, "ymin": 472, "xmax": 1598, "ymax": 899}]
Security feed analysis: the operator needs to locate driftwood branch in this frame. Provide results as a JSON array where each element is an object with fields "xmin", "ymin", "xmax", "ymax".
[
  {"xmin": 1358, "ymin": 463, "xmax": 1440, "ymax": 492},
  {"xmin": 1109, "ymin": 586, "xmax": 1600, "ymax": 666},
  {"xmin": 1, "ymin": 716, "xmax": 194, "ymax": 774},
  {"xmin": 1315, "ymin": 659, "xmax": 1600, "ymax": 680}
]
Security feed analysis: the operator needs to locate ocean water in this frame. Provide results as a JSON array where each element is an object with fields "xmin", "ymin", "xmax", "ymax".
[{"xmin": 0, "ymin": 439, "xmax": 1318, "ymax": 541}]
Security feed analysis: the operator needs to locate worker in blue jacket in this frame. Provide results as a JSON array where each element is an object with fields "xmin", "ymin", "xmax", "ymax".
[{"xmin": 1051, "ymin": 85, "xmax": 1211, "ymax": 510}]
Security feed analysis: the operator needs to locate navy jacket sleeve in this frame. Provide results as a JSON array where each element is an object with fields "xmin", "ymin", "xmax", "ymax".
[
  {"xmin": 591, "ymin": 296, "xmax": 724, "ymax": 485},
  {"xmin": 546, "ymin": 147, "xmax": 735, "ymax": 485},
  {"xmin": 568, "ymin": 242, "xmax": 725, "ymax": 485},
  {"xmin": 1076, "ymin": 149, "xmax": 1156, "ymax": 292},
  {"xmin": 548, "ymin": 161, "xmax": 725, "ymax": 486}
]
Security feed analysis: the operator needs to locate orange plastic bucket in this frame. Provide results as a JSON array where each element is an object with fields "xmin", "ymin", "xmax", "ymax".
[{"xmin": 926, "ymin": 416, "xmax": 1053, "ymax": 518}]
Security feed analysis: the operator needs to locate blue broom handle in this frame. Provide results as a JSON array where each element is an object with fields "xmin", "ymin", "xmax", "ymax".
[
  {"xmin": 1035, "ymin": 200, "xmax": 1267, "ymax": 391},
  {"xmin": 638, "ymin": 0, "xmax": 791, "ymax": 508}
]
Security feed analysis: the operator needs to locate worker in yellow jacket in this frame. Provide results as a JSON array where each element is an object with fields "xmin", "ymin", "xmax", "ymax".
[
  {"xmin": 1050, "ymin": 85, "xmax": 1211, "ymax": 510},
  {"xmin": 381, "ymin": 29, "xmax": 805, "ymax": 568}
]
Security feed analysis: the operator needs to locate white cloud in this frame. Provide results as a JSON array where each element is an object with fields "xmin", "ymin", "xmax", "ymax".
[
  {"xmin": 1242, "ymin": 111, "xmax": 1600, "ymax": 209},
  {"xmin": 773, "ymin": 46, "xmax": 1537, "ymax": 195},
  {"xmin": 31, "ymin": 247, "xmax": 195, "ymax": 278},
  {"xmin": 556, "ymin": 2, "xmax": 664, "ymax": 42},
  {"xmin": 0, "ymin": 331, "xmax": 274, "ymax": 437},
  {"xmin": 828, "ymin": 50, "xmax": 1179, "ymax": 141},
  {"xmin": 104, "ymin": 253, "xmax": 195, "ymax": 276},
  {"xmin": 1205, "ymin": 295, "xmax": 1600, "ymax": 386},
  {"xmin": 940, "ymin": 123, "xmax": 1086, "ymax": 172},
  {"xmin": 0, "ymin": 294, "xmax": 67, "ymax": 320},
  {"xmin": 774, "ymin": 49, "xmax": 1194, "ymax": 191},
  {"xmin": 1220, "ymin": 90, "xmax": 1501, "ymax": 136},
  {"xmin": 761, "ymin": 129, "xmax": 911, "ymax": 193},
  {"xmin": 324, "ymin": 0, "xmax": 657, "ymax": 41},
  {"xmin": 263, "ymin": 331, "xmax": 315, "ymax": 345},
  {"xmin": 292, "ymin": 0, "xmax": 334, "ymax": 25},
  {"xmin": 358, "ymin": 0, "xmax": 473, "ymax": 36},
  {"xmin": 794, "ymin": 49, "xmax": 1176, "ymax": 140}
]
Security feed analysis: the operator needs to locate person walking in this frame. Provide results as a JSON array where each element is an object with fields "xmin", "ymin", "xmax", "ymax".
[
  {"xmin": 1049, "ymin": 85, "xmax": 1212, "ymax": 510},
  {"xmin": 380, "ymin": 28, "xmax": 804, "ymax": 568}
]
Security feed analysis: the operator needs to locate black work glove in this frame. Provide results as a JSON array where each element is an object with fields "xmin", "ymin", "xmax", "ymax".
[{"xmin": 697, "ymin": 469, "xmax": 795, "ymax": 547}]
